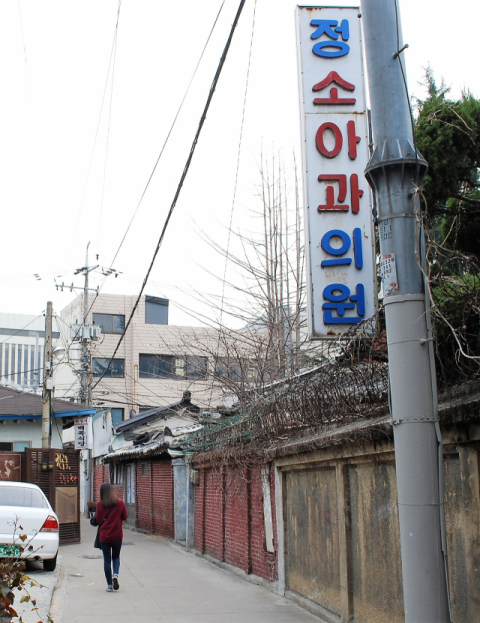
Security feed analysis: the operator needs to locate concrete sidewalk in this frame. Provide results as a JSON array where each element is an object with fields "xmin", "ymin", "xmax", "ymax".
[{"xmin": 50, "ymin": 518, "xmax": 320, "ymax": 623}]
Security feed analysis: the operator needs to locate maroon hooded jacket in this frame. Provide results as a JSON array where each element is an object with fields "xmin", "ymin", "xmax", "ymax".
[{"xmin": 96, "ymin": 499, "xmax": 128, "ymax": 543}]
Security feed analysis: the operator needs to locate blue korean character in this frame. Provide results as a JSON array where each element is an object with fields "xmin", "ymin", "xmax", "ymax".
[
  {"xmin": 320, "ymin": 228, "xmax": 363, "ymax": 268},
  {"xmin": 310, "ymin": 19, "xmax": 350, "ymax": 58},
  {"xmin": 322, "ymin": 283, "xmax": 365, "ymax": 324}
]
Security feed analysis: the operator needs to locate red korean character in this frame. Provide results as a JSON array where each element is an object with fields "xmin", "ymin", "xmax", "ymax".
[{"xmin": 312, "ymin": 71, "xmax": 356, "ymax": 105}]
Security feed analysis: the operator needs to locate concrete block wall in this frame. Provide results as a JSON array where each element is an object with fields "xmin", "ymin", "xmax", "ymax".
[{"xmin": 193, "ymin": 462, "xmax": 278, "ymax": 583}]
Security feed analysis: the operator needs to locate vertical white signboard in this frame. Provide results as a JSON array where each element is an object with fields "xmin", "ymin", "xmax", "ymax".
[
  {"xmin": 296, "ymin": 6, "xmax": 376, "ymax": 338},
  {"xmin": 74, "ymin": 416, "xmax": 91, "ymax": 450}
]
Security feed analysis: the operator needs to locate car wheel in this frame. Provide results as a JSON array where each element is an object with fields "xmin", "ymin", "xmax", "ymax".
[{"xmin": 43, "ymin": 554, "xmax": 57, "ymax": 572}]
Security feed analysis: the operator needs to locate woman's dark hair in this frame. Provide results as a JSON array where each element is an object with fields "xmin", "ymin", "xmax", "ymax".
[{"xmin": 100, "ymin": 482, "xmax": 118, "ymax": 508}]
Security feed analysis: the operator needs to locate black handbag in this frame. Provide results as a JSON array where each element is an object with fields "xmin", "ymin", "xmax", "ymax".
[
  {"xmin": 94, "ymin": 527, "xmax": 101, "ymax": 549},
  {"xmin": 92, "ymin": 508, "xmax": 112, "ymax": 549}
]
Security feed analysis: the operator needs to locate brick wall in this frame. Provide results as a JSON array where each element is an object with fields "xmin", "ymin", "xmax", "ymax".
[
  {"xmin": 250, "ymin": 465, "xmax": 277, "ymax": 581},
  {"xmin": 133, "ymin": 458, "xmax": 174, "ymax": 538},
  {"xmin": 204, "ymin": 468, "xmax": 224, "ymax": 561},
  {"xmin": 92, "ymin": 462, "xmax": 109, "ymax": 502},
  {"xmin": 193, "ymin": 462, "xmax": 278, "ymax": 583},
  {"xmin": 136, "ymin": 461, "xmax": 154, "ymax": 532},
  {"xmin": 93, "ymin": 462, "xmax": 123, "ymax": 504},
  {"xmin": 152, "ymin": 460, "xmax": 174, "ymax": 538}
]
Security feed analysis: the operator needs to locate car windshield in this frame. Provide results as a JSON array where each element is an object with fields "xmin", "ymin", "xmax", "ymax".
[{"xmin": 0, "ymin": 486, "xmax": 49, "ymax": 508}]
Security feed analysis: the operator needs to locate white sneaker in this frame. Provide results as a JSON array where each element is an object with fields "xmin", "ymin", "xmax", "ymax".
[
  {"xmin": 106, "ymin": 585, "xmax": 113, "ymax": 592},
  {"xmin": 113, "ymin": 575, "xmax": 119, "ymax": 591}
]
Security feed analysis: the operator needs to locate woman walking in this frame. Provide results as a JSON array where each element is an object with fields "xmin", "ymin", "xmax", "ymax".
[{"xmin": 96, "ymin": 482, "xmax": 128, "ymax": 592}]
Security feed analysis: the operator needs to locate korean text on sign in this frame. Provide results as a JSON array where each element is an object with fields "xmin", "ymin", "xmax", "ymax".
[{"xmin": 296, "ymin": 6, "xmax": 376, "ymax": 338}]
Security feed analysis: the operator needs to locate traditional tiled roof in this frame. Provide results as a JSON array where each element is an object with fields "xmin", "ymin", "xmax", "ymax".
[{"xmin": 114, "ymin": 391, "xmax": 200, "ymax": 433}]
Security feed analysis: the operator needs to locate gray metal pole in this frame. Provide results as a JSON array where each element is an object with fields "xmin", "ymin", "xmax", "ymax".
[
  {"xmin": 360, "ymin": 1, "xmax": 450, "ymax": 621},
  {"xmin": 81, "ymin": 243, "xmax": 91, "ymax": 406},
  {"xmin": 33, "ymin": 332, "xmax": 39, "ymax": 393},
  {"xmin": 42, "ymin": 302, "xmax": 53, "ymax": 448}
]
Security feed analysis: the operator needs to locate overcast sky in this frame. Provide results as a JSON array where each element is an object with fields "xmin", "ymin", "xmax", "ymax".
[{"xmin": 0, "ymin": 0, "xmax": 478, "ymax": 327}]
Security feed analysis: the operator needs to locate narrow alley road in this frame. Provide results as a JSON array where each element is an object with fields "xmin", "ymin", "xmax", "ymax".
[{"xmin": 51, "ymin": 518, "xmax": 320, "ymax": 623}]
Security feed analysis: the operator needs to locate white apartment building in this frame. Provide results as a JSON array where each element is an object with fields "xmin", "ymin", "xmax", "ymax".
[
  {"xmin": 55, "ymin": 293, "xmax": 226, "ymax": 427},
  {"xmin": 0, "ymin": 313, "xmax": 60, "ymax": 391}
]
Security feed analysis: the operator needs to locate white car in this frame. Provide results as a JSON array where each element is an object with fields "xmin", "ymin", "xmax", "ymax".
[{"xmin": 0, "ymin": 481, "xmax": 59, "ymax": 571}]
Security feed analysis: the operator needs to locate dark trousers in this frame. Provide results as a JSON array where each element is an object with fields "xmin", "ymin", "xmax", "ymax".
[{"xmin": 100, "ymin": 541, "xmax": 122, "ymax": 586}]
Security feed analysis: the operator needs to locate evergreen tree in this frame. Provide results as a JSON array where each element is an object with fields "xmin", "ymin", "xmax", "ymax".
[{"xmin": 415, "ymin": 70, "xmax": 480, "ymax": 260}]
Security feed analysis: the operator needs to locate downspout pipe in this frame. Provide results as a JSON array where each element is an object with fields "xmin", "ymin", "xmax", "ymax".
[{"xmin": 360, "ymin": 1, "xmax": 451, "ymax": 620}]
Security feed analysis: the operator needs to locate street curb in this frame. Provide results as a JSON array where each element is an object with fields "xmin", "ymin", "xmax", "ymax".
[
  {"xmin": 165, "ymin": 539, "xmax": 280, "ymax": 595},
  {"xmin": 48, "ymin": 556, "xmax": 64, "ymax": 622}
]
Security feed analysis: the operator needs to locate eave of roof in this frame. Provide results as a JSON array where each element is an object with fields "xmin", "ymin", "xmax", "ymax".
[
  {"xmin": 0, "ymin": 385, "xmax": 96, "ymax": 417},
  {"xmin": 103, "ymin": 437, "xmax": 168, "ymax": 463},
  {"xmin": 0, "ymin": 408, "xmax": 95, "ymax": 421},
  {"xmin": 115, "ymin": 400, "xmax": 200, "ymax": 433}
]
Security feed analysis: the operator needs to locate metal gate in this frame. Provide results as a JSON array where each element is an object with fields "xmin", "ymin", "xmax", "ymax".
[{"xmin": 24, "ymin": 448, "xmax": 81, "ymax": 544}]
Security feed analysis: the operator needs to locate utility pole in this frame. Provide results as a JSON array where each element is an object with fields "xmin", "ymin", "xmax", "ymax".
[
  {"xmin": 56, "ymin": 243, "xmax": 118, "ymax": 406},
  {"xmin": 360, "ymin": 1, "xmax": 450, "ymax": 621},
  {"xmin": 80, "ymin": 243, "xmax": 93, "ymax": 406},
  {"xmin": 42, "ymin": 301, "xmax": 53, "ymax": 448}
]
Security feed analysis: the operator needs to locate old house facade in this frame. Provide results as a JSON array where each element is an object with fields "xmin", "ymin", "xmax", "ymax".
[{"xmin": 88, "ymin": 368, "xmax": 480, "ymax": 623}]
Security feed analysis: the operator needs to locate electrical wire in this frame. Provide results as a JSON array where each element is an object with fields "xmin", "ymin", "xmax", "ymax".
[
  {"xmin": 211, "ymin": 0, "xmax": 257, "ymax": 406},
  {"xmin": 16, "ymin": 0, "xmax": 29, "ymax": 83},
  {"xmin": 71, "ymin": 0, "xmax": 123, "ymax": 253},
  {"xmin": 92, "ymin": 0, "xmax": 247, "ymax": 391},
  {"xmin": 97, "ymin": 0, "xmax": 123, "ymax": 255},
  {"xmin": 109, "ymin": 0, "xmax": 227, "ymax": 269},
  {"xmin": 393, "ymin": 0, "xmax": 421, "ymax": 185},
  {"xmin": 220, "ymin": 0, "xmax": 257, "ymax": 320}
]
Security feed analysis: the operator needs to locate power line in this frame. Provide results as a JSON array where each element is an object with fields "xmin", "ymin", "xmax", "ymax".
[
  {"xmin": 211, "ymin": 0, "xmax": 257, "ymax": 405},
  {"xmin": 97, "ymin": 0, "xmax": 123, "ymax": 255},
  {"xmin": 71, "ymin": 0, "xmax": 123, "ymax": 252},
  {"xmin": 109, "ymin": 0, "xmax": 227, "ymax": 269},
  {"xmin": 92, "ymin": 0, "xmax": 247, "ymax": 391}
]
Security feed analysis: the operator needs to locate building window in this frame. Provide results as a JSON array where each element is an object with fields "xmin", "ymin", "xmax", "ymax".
[
  {"xmin": 111, "ymin": 408, "xmax": 124, "ymax": 427},
  {"xmin": 139, "ymin": 354, "xmax": 207, "ymax": 380},
  {"xmin": 0, "ymin": 442, "xmax": 13, "ymax": 451},
  {"xmin": 92, "ymin": 358, "xmax": 124, "ymax": 378},
  {"xmin": 111, "ymin": 463, "xmax": 123, "ymax": 485},
  {"xmin": 92, "ymin": 313, "xmax": 125, "ymax": 335},
  {"xmin": 13, "ymin": 441, "xmax": 31, "ymax": 452},
  {"xmin": 215, "ymin": 358, "xmax": 243, "ymax": 381},
  {"xmin": 141, "ymin": 463, "xmax": 148, "ymax": 477},
  {"xmin": 185, "ymin": 356, "xmax": 208, "ymax": 379},
  {"xmin": 145, "ymin": 296, "xmax": 168, "ymax": 325},
  {"xmin": 139, "ymin": 354, "xmax": 173, "ymax": 379}
]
